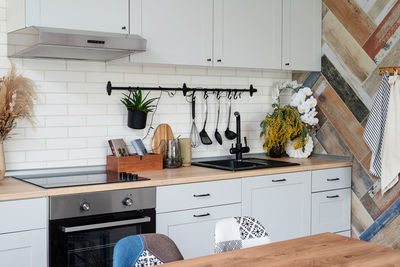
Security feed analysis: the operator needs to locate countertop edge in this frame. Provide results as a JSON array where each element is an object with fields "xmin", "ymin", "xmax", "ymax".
[{"xmin": 0, "ymin": 160, "xmax": 353, "ymax": 201}]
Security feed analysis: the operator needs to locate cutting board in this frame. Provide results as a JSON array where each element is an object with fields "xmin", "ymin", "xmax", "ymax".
[{"xmin": 152, "ymin": 124, "xmax": 174, "ymax": 154}]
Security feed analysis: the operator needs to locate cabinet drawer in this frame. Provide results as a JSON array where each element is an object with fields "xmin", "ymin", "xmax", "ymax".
[
  {"xmin": 157, "ymin": 203, "xmax": 241, "ymax": 259},
  {"xmin": 157, "ymin": 179, "xmax": 241, "ymax": 213},
  {"xmin": 0, "ymin": 198, "xmax": 47, "ymax": 234},
  {"xmin": 0, "ymin": 229, "xmax": 47, "ymax": 267},
  {"xmin": 312, "ymin": 167, "xmax": 351, "ymax": 192},
  {"xmin": 311, "ymin": 188, "xmax": 351, "ymax": 234}
]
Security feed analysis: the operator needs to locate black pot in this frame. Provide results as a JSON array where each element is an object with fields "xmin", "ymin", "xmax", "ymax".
[{"xmin": 127, "ymin": 110, "xmax": 148, "ymax": 129}]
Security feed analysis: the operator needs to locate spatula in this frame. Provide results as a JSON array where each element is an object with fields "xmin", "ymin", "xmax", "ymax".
[
  {"xmin": 199, "ymin": 98, "xmax": 212, "ymax": 145},
  {"xmin": 214, "ymin": 99, "xmax": 222, "ymax": 145}
]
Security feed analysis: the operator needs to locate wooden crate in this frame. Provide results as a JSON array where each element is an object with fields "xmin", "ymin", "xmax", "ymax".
[{"xmin": 107, "ymin": 154, "xmax": 163, "ymax": 173}]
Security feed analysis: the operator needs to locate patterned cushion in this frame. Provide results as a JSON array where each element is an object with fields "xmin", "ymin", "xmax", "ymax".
[
  {"xmin": 135, "ymin": 249, "xmax": 163, "ymax": 267},
  {"xmin": 215, "ymin": 216, "xmax": 271, "ymax": 253},
  {"xmin": 113, "ymin": 234, "xmax": 183, "ymax": 267}
]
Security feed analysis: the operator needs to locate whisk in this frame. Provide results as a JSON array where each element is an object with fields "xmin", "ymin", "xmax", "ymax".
[{"xmin": 190, "ymin": 95, "xmax": 201, "ymax": 148}]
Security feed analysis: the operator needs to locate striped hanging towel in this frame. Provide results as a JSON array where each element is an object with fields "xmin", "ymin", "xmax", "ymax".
[
  {"xmin": 381, "ymin": 73, "xmax": 400, "ymax": 194},
  {"xmin": 363, "ymin": 72, "xmax": 391, "ymax": 178}
]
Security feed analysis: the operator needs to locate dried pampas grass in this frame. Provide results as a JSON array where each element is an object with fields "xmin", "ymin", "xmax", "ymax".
[{"xmin": 0, "ymin": 64, "xmax": 37, "ymax": 142}]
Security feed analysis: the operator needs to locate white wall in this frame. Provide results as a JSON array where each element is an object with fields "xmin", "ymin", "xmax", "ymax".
[{"xmin": 1, "ymin": 2, "xmax": 291, "ymax": 170}]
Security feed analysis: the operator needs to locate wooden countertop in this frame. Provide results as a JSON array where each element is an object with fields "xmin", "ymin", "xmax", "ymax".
[
  {"xmin": 163, "ymin": 233, "xmax": 400, "ymax": 267},
  {"xmin": 0, "ymin": 157, "xmax": 352, "ymax": 201}
]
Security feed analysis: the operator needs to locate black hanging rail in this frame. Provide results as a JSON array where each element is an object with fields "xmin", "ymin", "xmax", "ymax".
[{"xmin": 106, "ymin": 81, "xmax": 257, "ymax": 97}]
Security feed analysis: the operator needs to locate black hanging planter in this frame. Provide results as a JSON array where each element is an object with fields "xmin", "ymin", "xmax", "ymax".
[{"xmin": 127, "ymin": 110, "xmax": 148, "ymax": 129}]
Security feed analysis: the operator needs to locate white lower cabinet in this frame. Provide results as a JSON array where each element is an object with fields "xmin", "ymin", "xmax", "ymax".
[
  {"xmin": 157, "ymin": 203, "xmax": 241, "ymax": 259},
  {"xmin": 0, "ymin": 229, "xmax": 47, "ymax": 267},
  {"xmin": 0, "ymin": 197, "xmax": 48, "ymax": 267},
  {"xmin": 242, "ymin": 171, "xmax": 311, "ymax": 242},
  {"xmin": 311, "ymin": 188, "xmax": 351, "ymax": 234}
]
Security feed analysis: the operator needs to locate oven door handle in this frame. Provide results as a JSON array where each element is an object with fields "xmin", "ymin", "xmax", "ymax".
[{"xmin": 60, "ymin": 216, "xmax": 151, "ymax": 233}]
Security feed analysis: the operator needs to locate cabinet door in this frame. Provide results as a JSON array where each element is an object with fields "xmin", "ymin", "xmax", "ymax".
[
  {"xmin": 0, "ymin": 229, "xmax": 47, "ymax": 267},
  {"xmin": 157, "ymin": 204, "xmax": 241, "ymax": 259},
  {"xmin": 311, "ymin": 188, "xmax": 351, "ymax": 234},
  {"xmin": 35, "ymin": 0, "xmax": 129, "ymax": 33},
  {"xmin": 130, "ymin": 0, "xmax": 213, "ymax": 66},
  {"xmin": 213, "ymin": 0, "xmax": 282, "ymax": 69},
  {"xmin": 282, "ymin": 0, "xmax": 322, "ymax": 71},
  {"xmin": 242, "ymin": 172, "xmax": 311, "ymax": 242}
]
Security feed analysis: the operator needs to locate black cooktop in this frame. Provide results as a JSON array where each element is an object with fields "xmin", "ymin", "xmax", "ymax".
[{"xmin": 14, "ymin": 171, "xmax": 150, "ymax": 189}]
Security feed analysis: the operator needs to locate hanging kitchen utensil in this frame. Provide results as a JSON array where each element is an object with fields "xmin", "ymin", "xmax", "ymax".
[
  {"xmin": 199, "ymin": 96, "xmax": 212, "ymax": 145},
  {"xmin": 190, "ymin": 95, "xmax": 201, "ymax": 148},
  {"xmin": 225, "ymin": 98, "xmax": 237, "ymax": 140},
  {"xmin": 214, "ymin": 98, "xmax": 223, "ymax": 145},
  {"xmin": 152, "ymin": 124, "xmax": 174, "ymax": 154}
]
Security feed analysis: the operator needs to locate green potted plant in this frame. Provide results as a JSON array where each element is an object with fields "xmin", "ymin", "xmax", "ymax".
[{"xmin": 120, "ymin": 89, "xmax": 158, "ymax": 129}]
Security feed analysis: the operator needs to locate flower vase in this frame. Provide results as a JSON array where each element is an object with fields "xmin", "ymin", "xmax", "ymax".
[
  {"xmin": 268, "ymin": 144, "xmax": 284, "ymax": 158},
  {"xmin": 0, "ymin": 142, "xmax": 5, "ymax": 181}
]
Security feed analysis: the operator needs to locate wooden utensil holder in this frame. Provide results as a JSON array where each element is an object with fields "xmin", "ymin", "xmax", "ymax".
[{"xmin": 107, "ymin": 154, "xmax": 163, "ymax": 173}]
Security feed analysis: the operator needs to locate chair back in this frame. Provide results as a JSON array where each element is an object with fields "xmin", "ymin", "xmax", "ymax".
[
  {"xmin": 113, "ymin": 233, "xmax": 183, "ymax": 267},
  {"xmin": 215, "ymin": 216, "xmax": 271, "ymax": 253}
]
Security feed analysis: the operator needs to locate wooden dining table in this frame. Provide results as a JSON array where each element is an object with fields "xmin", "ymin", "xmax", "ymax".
[{"xmin": 163, "ymin": 233, "xmax": 400, "ymax": 266}]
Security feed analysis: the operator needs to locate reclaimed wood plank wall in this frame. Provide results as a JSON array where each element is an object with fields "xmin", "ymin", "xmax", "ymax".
[{"xmin": 308, "ymin": 0, "xmax": 400, "ymax": 248}]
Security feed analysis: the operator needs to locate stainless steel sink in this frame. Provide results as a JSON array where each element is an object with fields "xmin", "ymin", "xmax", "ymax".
[{"xmin": 192, "ymin": 158, "xmax": 299, "ymax": 171}]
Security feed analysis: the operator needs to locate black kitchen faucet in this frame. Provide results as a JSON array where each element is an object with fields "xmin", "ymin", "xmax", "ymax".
[{"xmin": 229, "ymin": 112, "xmax": 250, "ymax": 160}]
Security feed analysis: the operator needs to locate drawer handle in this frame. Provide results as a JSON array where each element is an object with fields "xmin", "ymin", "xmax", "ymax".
[
  {"xmin": 193, "ymin": 213, "xmax": 210, "ymax": 218},
  {"xmin": 272, "ymin": 179, "xmax": 287, "ymax": 182},
  {"xmin": 193, "ymin": 193, "xmax": 211, "ymax": 198},
  {"xmin": 326, "ymin": 195, "xmax": 339, "ymax": 199},
  {"xmin": 327, "ymin": 178, "xmax": 340, "ymax": 181}
]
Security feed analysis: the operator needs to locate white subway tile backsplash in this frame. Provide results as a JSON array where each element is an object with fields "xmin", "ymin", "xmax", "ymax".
[
  {"xmin": 46, "ymin": 116, "xmax": 86, "ymax": 127},
  {"xmin": 86, "ymin": 72, "xmax": 124, "ymax": 83},
  {"xmin": 35, "ymin": 105, "xmax": 68, "ymax": 116},
  {"xmin": 23, "ymin": 59, "xmax": 66, "ymax": 70},
  {"xmin": 46, "ymin": 138, "xmax": 87, "ymax": 149},
  {"xmin": 67, "ymin": 61, "xmax": 106, "ymax": 72},
  {"xmin": 1, "ymin": 9, "xmax": 291, "ymax": 170},
  {"xmin": 26, "ymin": 150, "xmax": 68, "ymax": 162},
  {"xmin": 69, "ymin": 127, "xmax": 107, "ymax": 137},
  {"xmin": 46, "ymin": 93, "xmax": 87, "ymax": 104},
  {"xmin": 45, "ymin": 71, "xmax": 85, "ymax": 82},
  {"xmin": 68, "ymin": 105, "xmax": 107, "ymax": 115},
  {"xmin": 25, "ymin": 128, "xmax": 68, "ymax": 139},
  {"xmin": 4, "ymin": 140, "xmax": 45, "ymax": 152}
]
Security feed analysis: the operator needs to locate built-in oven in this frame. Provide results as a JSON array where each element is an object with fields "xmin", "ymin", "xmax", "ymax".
[{"xmin": 49, "ymin": 187, "xmax": 156, "ymax": 267}]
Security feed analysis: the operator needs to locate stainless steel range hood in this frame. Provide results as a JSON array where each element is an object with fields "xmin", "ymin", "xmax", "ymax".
[{"xmin": 7, "ymin": 26, "xmax": 147, "ymax": 61}]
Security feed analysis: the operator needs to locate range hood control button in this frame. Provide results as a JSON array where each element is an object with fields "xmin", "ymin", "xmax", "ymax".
[{"xmin": 80, "ymin": 201, "xmax": 90, "ymax": 211}]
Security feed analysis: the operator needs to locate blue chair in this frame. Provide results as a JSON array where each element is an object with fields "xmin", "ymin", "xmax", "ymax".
[{"xmin": 113, "ymin": 234, "xmax": 183, "ymax": 267}]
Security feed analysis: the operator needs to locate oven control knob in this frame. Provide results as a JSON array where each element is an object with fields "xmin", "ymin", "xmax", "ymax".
[
  {"xmin": 123, "ymin": 197, "xmax": 133, "ymax": 207},
  {"xmin": 81, "ymin": 201, "xmax": 90, "ymax": 211}
]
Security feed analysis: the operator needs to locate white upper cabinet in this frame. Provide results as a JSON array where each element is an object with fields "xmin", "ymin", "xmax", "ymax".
[
  {"xmin": 130, "ymin": 0, "xmax": 213, "ymax": 66},
  {"xmin": 8, "ymin": 0, "xmax": 129, "ymax": 33},
  {"xmin": 282, "ymin": 0, "xmax": 322, "ymax": 71},
  {"xmin": 213, "ymin": 0, "xmax": 282, "ymax": 69}
]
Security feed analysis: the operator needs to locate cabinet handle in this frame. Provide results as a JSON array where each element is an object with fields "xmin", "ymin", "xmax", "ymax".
[
  {"xmin": 122, "ymin": 26, "xmax": 127, "ymax": 30},
  {"xmin": 217, "ymin": 59, "xmax": 222, "ymax": 62},
  {"xmin": 272, "ymin": 179, "xmax": 287, "ymax": 182},
  {"xmin": 193, "ymin": 193, "xmax": 211, "ymax": 198},
  {"xmin": 285, "ymin": 63, "xmax": 290, "ymax": 66},
  {"xmin": 206, "ymin": 58, "xmax": 212, "ymax": 62},
  {"xmin": 193, "ymin": 213, "xmax": 210, "ymax": 218},
  {"xmin": 326, "ymin": 195, "xmax": 339, "ymax": 199},
  {"xmin": 327, "ymin": 178, "xmax": 340, "ymax": 181}
]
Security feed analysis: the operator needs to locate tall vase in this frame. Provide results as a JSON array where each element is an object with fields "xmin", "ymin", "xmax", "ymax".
[{"xmin": 0, "ymin": 142, "xmax": 5, "ymax": 181}]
